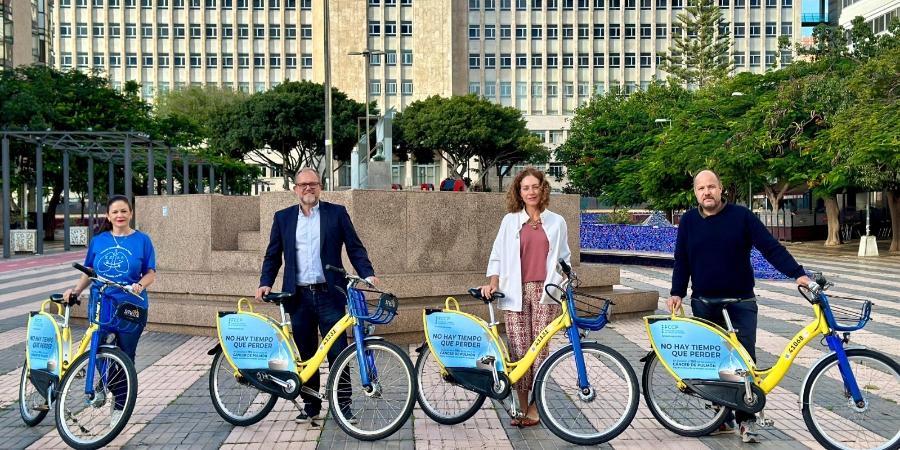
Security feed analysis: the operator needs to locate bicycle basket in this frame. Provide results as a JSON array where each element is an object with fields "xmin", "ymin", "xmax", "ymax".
[
  {"xmin": 569, "ymin": 291, "xmax": 612, "ymax": 332},
  {"xmin": 348, "ymin": 288, "xmax": 399, "ymax": 325},
  {"xmin": 87, "ymin": 293, "xmax": 143, "ymax": 334},
  {"xmin": 823, "ymin": 295, "xmax": 872, "ymax": 332}
]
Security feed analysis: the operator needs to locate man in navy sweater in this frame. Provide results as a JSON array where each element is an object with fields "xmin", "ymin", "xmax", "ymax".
[{"xmin": 667, "ymin": 170, "xmax": 811, "ymax": 444}]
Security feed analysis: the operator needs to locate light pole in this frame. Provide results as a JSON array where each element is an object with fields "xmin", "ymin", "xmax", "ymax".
[
  {"xmin": 347, "ymin": 49, "xmax": 384, "ymax": 189},
  {"xmin": 654, "ymin": 118, "xmax": 672, "ymax": 127},
  {"xmin": 323, "ymin": 0, "xmax": 333, "ymax": 190}
]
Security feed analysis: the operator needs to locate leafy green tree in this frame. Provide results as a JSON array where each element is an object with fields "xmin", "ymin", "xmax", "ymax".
[
  {"xmin": 394, "ymin": 94, "xmax": 547, "ymax": 190},
  {"xmin": 207, "ymin": 81, "xmax": 369, "ymax": 189},
  {"xmin": 657, "ymin": 0, "xmax": 733, "ymax": 89},
  {"xmin": 819, "ymin": 45, "xmax": 900, "ymax": 251},
  {"xmin": 555, "ymin": 82, "xmax": 692, "ymax": 207}
]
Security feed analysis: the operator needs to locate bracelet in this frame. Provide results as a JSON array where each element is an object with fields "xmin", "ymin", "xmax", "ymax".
[{"xmin": 137, "ymin": 283, "xmax": 143, "ymax": 288}]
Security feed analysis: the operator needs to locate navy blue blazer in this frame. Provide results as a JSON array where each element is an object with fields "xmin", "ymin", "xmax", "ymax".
[{"xmin": 259, "ymin": 201, "xmax": 375, "ymax": 309}]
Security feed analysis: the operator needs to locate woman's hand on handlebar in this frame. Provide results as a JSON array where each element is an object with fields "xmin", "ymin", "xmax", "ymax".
[
  {"xmin": 365, "ymin": 276, "xmax": 380, "ymax": 288},
  {"xmin": 255, "ymin": 286, "xmax": 271, "ymax": 303}
]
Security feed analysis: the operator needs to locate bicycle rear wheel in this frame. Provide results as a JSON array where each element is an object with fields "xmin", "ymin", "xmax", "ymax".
[
  {"xmin": 208, "ymin": 348, "xmax": 277, "ymax": 426},
  {"xmin": 54, "ymin": 347, "xmax": 137, "ymax": 450},
  {"xmin": 802, "ymin": 348, "xmax": 900, "ymax": 450},
  {"xmin": 534, "ymin": 342, "xmax": 639, "ymax": 445},
  {"xmin": 642, "ymin": 352, "xmax": 728, "ymax": 436},
  {"xmin": 415, "ymin": 345, "xmax": 486, "ymax": 425},
  {"xmin": 327, "ymin": 340, "xmax": 415, "ymax": 441},
  {"xmin": 19, "ymin": 365, "xmax": 50, "ymax": 426}
]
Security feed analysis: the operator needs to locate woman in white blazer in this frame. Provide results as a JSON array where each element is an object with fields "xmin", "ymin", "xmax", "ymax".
[{"xmin": 478, "ymin": 167, "xmax": 571, "ymax": 427}]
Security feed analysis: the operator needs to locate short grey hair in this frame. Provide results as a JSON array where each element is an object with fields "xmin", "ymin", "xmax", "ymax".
[{"xmin": 293, "ymin": 167, "xmax": 321, "ymax": 183}]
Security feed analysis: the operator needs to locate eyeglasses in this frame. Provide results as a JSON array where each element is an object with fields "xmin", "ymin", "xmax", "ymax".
[{"xmin": 295, "ymin": 182, "xmax": 321, "ymax": 190}]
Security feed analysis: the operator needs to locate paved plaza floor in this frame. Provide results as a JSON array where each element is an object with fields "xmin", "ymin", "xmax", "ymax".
[{"xmin": 1, "ymin": 241, "xmax": 899, "ymax": 449}]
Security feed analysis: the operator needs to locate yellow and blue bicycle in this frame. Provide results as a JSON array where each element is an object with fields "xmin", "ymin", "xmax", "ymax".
[
  {"xmin": 642, "ymin": 272, "xmax": 900, "ymax": 450},
  {"xmin": 415, "ymin": 259, "xmax": 639, "ymax": 445},
  {"xmin": 21, "ymin": 262, "xmax": 143, "ymax": 450},
  {"xmin": 207, "ymin": 265, "xmax": 415, "ymax": 441}
]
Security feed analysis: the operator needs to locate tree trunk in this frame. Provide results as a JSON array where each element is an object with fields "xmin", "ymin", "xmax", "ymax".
[
  {"xmin": 824, "ymin": 197, "xmax": 841, "ymax": 246},
  {"xmin": 886, "ymin": 190, "xmax": 900, "ymax": 252},
  {"xmin": 44, "ymin": 182, "xmax": 63, "ymax": 241}
]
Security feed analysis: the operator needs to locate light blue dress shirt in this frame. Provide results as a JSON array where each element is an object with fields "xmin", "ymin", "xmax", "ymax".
[{"xmin": 295, "ymin": 203, "xmax": 325, "ymax": 285}]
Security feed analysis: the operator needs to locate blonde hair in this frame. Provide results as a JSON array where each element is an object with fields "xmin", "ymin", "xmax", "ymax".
[{"xmin": 505, "ymin": 167, "xmax": 551, "ymax": 213}]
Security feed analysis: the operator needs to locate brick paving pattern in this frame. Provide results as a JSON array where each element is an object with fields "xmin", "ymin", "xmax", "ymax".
[{"xmin": 0, "ymin": 246, "xmax": 898, "ymax": 449}]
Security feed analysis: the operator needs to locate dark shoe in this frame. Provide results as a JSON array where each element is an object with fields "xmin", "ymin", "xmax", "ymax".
[{"xmin": 295, "ymin": 411, "xmax": 324, "ymax": 423}]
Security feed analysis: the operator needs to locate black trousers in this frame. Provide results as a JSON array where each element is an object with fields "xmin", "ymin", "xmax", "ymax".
[
  {"xmin": 691, "ymin": 297, "xmax": 758, "ymax": 424},
  {"xmin": 290, "ymin": 288, "xmax": 351, "ymax": 416}
]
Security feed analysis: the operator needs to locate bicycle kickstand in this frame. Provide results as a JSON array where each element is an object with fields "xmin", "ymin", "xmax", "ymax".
[{"xmin": 757, "ymin": 409, "xmax": 775, "ymax": 428}]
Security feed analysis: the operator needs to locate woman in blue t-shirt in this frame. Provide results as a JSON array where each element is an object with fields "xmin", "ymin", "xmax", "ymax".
[{"xmin": 63, "ymin": 194, "xmax": 156, "ymax": 419}]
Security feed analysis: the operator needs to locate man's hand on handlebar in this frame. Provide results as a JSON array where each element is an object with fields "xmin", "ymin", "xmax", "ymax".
[
  {"xmin": 666, "ymin": 296, "xmax": 682, "ymax": 313},
  {"xmin": 365, "ymin": 276, "xmax": 380, "ymax": 288},
  {"xmin": 255, "ymin": 286, "xmax": 271, "ymax": 303},
  {"xmin": 796, "ymin": 275, "xmax": 813, "ymax": 288}
]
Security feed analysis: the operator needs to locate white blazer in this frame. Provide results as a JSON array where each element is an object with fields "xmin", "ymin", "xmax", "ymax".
[{"xmin": 486, "ymin": 208, "xmax": 572, "ymax": 312}]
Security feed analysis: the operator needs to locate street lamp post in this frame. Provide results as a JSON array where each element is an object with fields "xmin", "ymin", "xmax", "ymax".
[
  {"xmin": 348, "ymin": 49, "xmax": 384, "ymax": 189},
  {"xmin": 323, "ymin": 0, "xmax": 333, "ymax": 190}
]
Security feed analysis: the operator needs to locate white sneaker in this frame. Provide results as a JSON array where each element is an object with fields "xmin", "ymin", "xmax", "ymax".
[
  {"xmin": 738, "ymin": 420, "xmax": 760, "ymax": 443},
  {"xmin": 111, "ymin": 409, "xmax": 124, "ymax": 427}
]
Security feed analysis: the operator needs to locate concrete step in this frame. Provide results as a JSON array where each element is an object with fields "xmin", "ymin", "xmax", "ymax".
[{"xmin": 238, "ymin": 231, "xmax": 261, "ymax": 252}]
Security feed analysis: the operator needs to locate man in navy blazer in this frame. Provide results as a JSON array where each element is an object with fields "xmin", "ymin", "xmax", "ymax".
[{"xmin": 256, "ymin": 168, "xmax": 378, "ymax": 423}]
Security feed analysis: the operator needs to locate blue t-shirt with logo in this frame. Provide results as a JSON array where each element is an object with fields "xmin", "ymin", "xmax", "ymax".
[{"xmin": 84, "ymin": 230, "xmax": 156, "ymax": 328}]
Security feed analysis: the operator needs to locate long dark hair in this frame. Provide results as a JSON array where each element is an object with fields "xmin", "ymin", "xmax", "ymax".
[{"xmin": 98, "ymin": 195, "xmax": 133, "ymax": 234}]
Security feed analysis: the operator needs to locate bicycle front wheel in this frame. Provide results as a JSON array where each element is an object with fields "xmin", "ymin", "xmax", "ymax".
[
  {"xmin": 19, "ymin": 365, "xmax": 50, "ymax": 426},
  {"xmin": 642, "ymin": 351, "xmax": 728, "ymax": 436},
  {"xmin": 415, "ymin": 345, "xmax": 486, "ymax": 425},
  {"xmin": 327, "ymin": 340, "xmax": 415, "ymax": 441},
  {"xmin": 534, "ymin": 342, "xmax": 639, "ymax": 445},
  {"xmin": 208, "ymin": 348, "xmax": 277, "ymax": 426},
  {"xmin": 54, "ymin": 347, "xmax": 137, "ymax": 450},
  {"xmin": 802, "ymin": 348, "xmax": 900, "ymax": 450}
]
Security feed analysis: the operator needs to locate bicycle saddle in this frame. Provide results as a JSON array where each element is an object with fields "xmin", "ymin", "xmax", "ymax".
[
  {"xmin": 693, "ymin": 296, "xmax": 755, "ymax": 307},
  {"xmin": 50, "ymin": 293, "xmax": 81, "ymax": 306},
  {"xmin": 263, "ymin": 292, "xmax": 293, "ymax": 303},
  {"xmin": 468, "ymin": 288, "xmax": 505, "ymax": 304}
]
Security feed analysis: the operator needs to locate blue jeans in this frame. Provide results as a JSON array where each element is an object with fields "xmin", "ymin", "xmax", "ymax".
[
  {"xmin": 691, "ymin": 297, "xmax": 758, "ymax": 424},
  {"xmin": 110, "ymin": 327, "xmax": 143, "ymax": 410},
  {"xmin": 290, "ymin": 289, "xmax": 350, "ymax": 416}
]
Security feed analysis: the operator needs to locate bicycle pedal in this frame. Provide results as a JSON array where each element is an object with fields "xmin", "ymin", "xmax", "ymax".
[
  {"xmin": 760, "ymin": 419, "xmax": 775, "ymax": 427},
  {"xmin": 33, "ymin": 404, "xmax": 50, "ymax": 411}
]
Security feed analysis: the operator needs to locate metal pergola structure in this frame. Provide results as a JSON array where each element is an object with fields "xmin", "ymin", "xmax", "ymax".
[{"xmin": 2, "ymin": 131, "xmax": 221, "ymax": 258}]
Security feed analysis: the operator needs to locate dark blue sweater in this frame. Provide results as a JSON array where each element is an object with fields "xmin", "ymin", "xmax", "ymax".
[{"xmin": 670, "ymin": 202, "xmax": 806, "ymax": 299}]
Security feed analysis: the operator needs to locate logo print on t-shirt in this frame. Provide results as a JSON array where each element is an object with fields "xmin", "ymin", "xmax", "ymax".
[{"xmin": 98, "ymin": 245, "xmax": 132, "ymax": 278}]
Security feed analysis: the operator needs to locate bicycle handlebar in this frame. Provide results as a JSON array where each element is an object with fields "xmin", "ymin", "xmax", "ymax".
[
  {"xmin": 71, "ymin": 262, "xmax": 140, "ymax": 297},
  {"xmin": 558, "ymin": 258, "xmax": 572, "ymax": 277},
  {"xmin": 325, "ymin": 264, "xmax": 375, "ymax": 288}
]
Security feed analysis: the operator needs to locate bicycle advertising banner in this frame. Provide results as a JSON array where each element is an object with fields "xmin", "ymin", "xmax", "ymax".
[
  {"xmin": 425, "ymin": 312, "xmax": 504, "ymax": 371},
  {"xmin": 26, "ymin": 313, "xmax": 62, "ymax": 376},
  {"xmin": 218, "ymin": 313, "xmax": 295, "ymax": 372},
  {"xmin": 647, "ymin": 318, "xmax": 749, "ymax": 381}
]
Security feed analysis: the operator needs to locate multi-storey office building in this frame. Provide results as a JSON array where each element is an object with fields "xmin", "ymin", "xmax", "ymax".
[
  {"xmin": 2, "ymin": 0, "xmax": 52, "ymax": 69},
  {"xmin": 829, "ymin": 0, "xmax": 900, "ymax": 34},
  {"xmin": 54, "ymin": 0, "xmax": 800, "ymax": 191}
]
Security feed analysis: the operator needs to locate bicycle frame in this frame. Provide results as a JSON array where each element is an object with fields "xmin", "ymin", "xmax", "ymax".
[
  {"xmin": 217, "ymin": 297, "xmax": 376, "ymax": 393},
  {"xmin": 645, "ymin": 293, "xmax": 866, "ymax": 405},
  {"xmin": 424, "ymin": 277, "xmax": 594, "ymax": 390}
]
